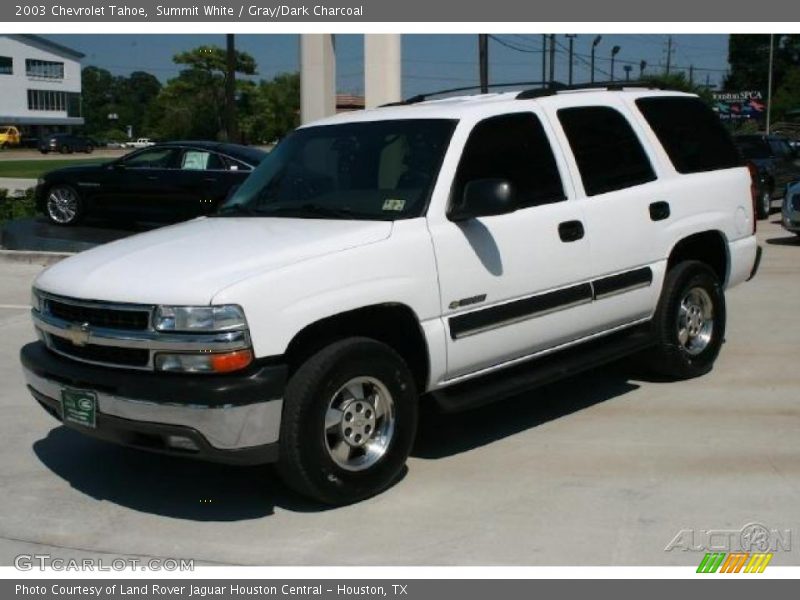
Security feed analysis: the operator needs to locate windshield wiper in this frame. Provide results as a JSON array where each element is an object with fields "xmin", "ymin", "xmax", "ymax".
[
  {"xmin": 256, "ymin": 203, "xmax": 370, "ymax": 219},
  {"xmin": 214, "ymin": 204, "xmax": 270, "ymax": 217}
]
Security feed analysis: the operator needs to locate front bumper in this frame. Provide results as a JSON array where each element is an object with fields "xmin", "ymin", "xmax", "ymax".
[{"xmin": 21, "ymin": 342, "xmax": 287, "ymax": 465}]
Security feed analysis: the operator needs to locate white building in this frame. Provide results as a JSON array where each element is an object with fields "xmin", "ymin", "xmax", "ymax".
[{"xmin": 0, "ymin": 34, "xmax": 84, "ymax": 139}]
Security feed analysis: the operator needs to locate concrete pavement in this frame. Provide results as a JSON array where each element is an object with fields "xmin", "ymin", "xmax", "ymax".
[{"xmin": 0, "ymin": 219, "xmax": 797, "ymax": 566}]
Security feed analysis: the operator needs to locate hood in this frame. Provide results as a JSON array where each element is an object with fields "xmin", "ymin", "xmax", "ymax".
[{"xmin": 35, "ymin": 217, "xmax": 394, "ymax": 305}]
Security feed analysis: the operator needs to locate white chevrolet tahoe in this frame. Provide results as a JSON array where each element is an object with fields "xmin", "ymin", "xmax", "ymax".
[{"xmin": 21, "ymin": 86, "xmax": 762, "ymax": 504}]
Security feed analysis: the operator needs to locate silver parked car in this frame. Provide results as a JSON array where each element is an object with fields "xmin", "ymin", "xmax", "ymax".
[{"xmin": 782, "ymin": 181, "xmax": 800, "ymax": 236}]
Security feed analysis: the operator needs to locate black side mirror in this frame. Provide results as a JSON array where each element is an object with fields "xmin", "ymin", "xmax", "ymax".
[{"xmin": 449, "ymin": 178, "xmax": 517, "ymax": 222}]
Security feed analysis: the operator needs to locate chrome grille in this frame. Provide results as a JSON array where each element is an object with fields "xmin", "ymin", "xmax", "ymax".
[
  {"xmin": 46, "ymin": 298, "xmax": 151, "ymax": 330},
  {"xmin": 49, "ymin": 335, "xmax": 150, "ymax": 368},
  {"xmin": 32, "ymin": 292, "xmax": 251, "ymax": 371}
]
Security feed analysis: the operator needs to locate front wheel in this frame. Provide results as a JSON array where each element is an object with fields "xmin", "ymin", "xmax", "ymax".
[
  {"xmin": 45, "ymin": 184, "xmax": 84, "ymax": 225},
  {"xmin": 646, "ymin": 261, "xmax": 726, "ymax": 380},
  {"xmin": 277, "ymin": 337, "xmax": 418, "ymax": 505},
  {"xmin": 85, "ymin": 144, "xmax": 94, "ymax": 154}
]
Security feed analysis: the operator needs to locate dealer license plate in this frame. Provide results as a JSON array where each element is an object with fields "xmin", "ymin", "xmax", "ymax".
[{"xmin": 60, "ymin": 388, "xmax": 97, "ymax": 428}]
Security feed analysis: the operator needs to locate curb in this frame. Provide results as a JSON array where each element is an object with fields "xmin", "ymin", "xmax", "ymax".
[{"xmin": 0, "ymin": 249, "xmax": 72, "ymax": 266}]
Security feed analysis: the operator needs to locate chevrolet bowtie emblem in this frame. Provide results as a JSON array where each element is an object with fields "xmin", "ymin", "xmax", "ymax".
[{"xmin": 64, "ymin": 322, "xmax": 91, "ymax": 347}]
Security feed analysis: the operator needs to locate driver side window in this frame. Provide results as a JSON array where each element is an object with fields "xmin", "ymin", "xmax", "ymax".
[{"xmin": 452, "ymin": 113, "xmax": 566, "ymax": 210}]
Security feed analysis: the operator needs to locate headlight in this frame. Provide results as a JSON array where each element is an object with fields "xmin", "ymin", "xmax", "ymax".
[
  {"xmin": 31, "ymin": 288, "xmax": 42, "ymax": 312},
  {"xmin": 155, "ymin": 349, "xmax": 254, "ymax": 374},
  {"xmin": 153, "ymin": 305, "xmax": 246, "ymax": 332}
]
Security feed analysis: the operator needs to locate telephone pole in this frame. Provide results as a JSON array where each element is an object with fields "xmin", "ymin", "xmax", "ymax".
[
  {"xmin": 541, "ymin": 34, "xmax": 547, "ymax": 88},
  {"xmin": 766, "ymin": 33, "xmax": 775, "ymax": 134},
  {"xmin": 665, "ymin": 35, "xmax": 673, "ymax": 76},
  {"xmin": 225, "ymin": 33, "xmax": 238, "ymax": 142},
  {"xmin": 478, "ymin": 34, "xmax": 489, "ymax": 94},
  {"xmin": 549, "ymin": 33, "xmax": 556, "ymax": 85}
]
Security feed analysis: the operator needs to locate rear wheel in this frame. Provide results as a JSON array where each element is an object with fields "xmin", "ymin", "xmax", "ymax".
[
  {"xmin": 45, "ymin": 184, "xmax": 84, "ymax": 226},
  {"xmin": 277, "ymin": 337, "xmax": 418, "ymax": 505},
  {"xmin": 756, "ymin": 189, "xmax": 771, "ymax": 220},
  {"xmin": 646, "ymin": 261, "xmax": 726, "ymax": 380}
]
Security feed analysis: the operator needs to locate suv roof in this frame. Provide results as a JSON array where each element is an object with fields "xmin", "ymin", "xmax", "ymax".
[{"xmin": 305, "ymin": 88, "xmax": 696, "ymax": 128}]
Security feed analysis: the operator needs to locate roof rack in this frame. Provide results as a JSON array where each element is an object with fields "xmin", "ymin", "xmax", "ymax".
[
  {"xmin": 380, "ymin": 81, "xmax": 552, "ymax": 107},
  {"xmin": 379, "ymin": 80, "xmax": 672, "ymax": 108},
  {"xmin": 516, "ymin": 80, "xmax": 665, "ymax": 100}
]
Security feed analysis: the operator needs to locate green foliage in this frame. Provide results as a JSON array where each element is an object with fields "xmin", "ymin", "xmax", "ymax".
[
  {"xmin": 0, "ymin": 188, "xmax": 37, "ymax": 226},
  {"xmin": 80, "ymin": 43, "xmax": 300, "ymax": 145},
  {"xmin": 239, "ymin": 73, "xmax": 301, "ymax": 143},
  {"xmin": 725, "ymin": 34, "xmax": 800, "ymax": 122},
  {"xmin": 81, "ymin": 66, "xmax": 162, "ymax": 139},
  {"xmin": 0, "ymin": 159, "xmax": 103, "ymax": 179},
  {"xmin": 641, "ymin": 72, "xmax": 714, "ymax": 103}
]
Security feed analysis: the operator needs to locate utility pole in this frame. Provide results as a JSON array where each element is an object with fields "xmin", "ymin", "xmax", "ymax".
[
  {"xmin": 624, "ymin": 65, "xmax": 632, "ymax": 81},
  {"xmin": 549, "ymin": 33, "xmax": 556, "ymax": 85},
  {"xmin": 640, "ymin": 60, "xmax": 647, "ymax": 78},
  {"xmin": 225, "ymin": 33, "xmax": 238, "ymax": 143},
  {"xmin": 566, "ymin": 34, "xmax": 576, "ymax": 85},
  {"xmin": 541, "ymin": 34, "xmax": 547, "ymax": 88},
  {"xmin": 478, "ymin": 34, "xmax": 489, "ymax": 94},
  {"xmin": 591, "ymin": 35, "xmax": 602, "ymax": 84},
  {"xmin": 689, "ymin": 65, "xmax": 694, "ymax": 86},
  {"xmin": 665, "ymin": 35, "xmax": 673, "ymax": 76},
  {"xmin": 766, "ymin": 33, "xmax": 775, "ymax": 134}
]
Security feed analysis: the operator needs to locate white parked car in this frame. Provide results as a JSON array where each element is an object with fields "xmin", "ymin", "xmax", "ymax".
[
  {"xmin": 123, "ymin": 138, "xmax": 155, "ymax": 149},
  {"xmin": 21, "ymin": 86, "xmax": 761, "ymax": 504}
]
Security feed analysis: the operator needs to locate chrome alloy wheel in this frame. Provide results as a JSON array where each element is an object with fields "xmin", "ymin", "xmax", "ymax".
[
  {"xmin": 46, "ymin": 186, "xmax": 79, "ymax": 224},
  {"xmin": 678, "ymin": 286, "xmax": 714, "ymax": 356},
  {"xmin": 324, "ymin": 376, "xmax": 396, "ymax": 472}
]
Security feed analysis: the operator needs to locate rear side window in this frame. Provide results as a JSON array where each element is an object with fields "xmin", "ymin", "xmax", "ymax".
[
  {"xmin": 453, "ymin": 113, "xmax": 565, "ymax": 209},
  {"xmin": 558, "ymin": 106, "xmax": 656, "ymax": 196},
  {"xmin": 636, "ymin": 97, "xmax": 741, "ymax": 173}
]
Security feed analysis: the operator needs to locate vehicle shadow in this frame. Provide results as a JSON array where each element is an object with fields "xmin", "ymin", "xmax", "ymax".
[
  {"xmin": 32, "ymin": 362, "xmax": 639, "ymax": 520},
  {"xmin": 413, "ymin": 362, "xmax": 640, "ymax": 459},
  {"xmin": 32, "ymin": 427, "xmax": 331, "ymax": 521},
  {"xmin": 766, "ymin": 234, "xmax": 800, "ymax": 246}
]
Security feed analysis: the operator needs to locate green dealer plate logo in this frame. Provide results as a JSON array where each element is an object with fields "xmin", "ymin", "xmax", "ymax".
[{"xmin": 60, "ymin": 388, "xmax": 97, "ymax": 429}]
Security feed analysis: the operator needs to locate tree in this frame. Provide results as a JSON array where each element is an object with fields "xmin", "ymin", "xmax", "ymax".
[
  {"xmin": 80, "ymin": 67, "xmax": 162, "ymax": 139},
  {"xmin": 239, "ymin": 73, "xmax": 300, "ymax": 144},
  {"xmin": 642, "ymin": 72, "xmax": 714, "ymax": 104},
  {"xmin": 168, "ymin": 45, "xmax": 257, "ymax": 140}
]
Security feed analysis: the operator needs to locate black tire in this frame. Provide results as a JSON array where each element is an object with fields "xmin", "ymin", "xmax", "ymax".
[
  {"xmin": 85, "ymin": 144, "xmax": 94, "ymax": 154},
  {"xmin": 277, "ymin": 337, "xmax": 418, "ymax": 505},
  {"xmin": 756, "ymin": 189, "xmax": 771, "ymax": 220},
  {"xmin": 44, "ymin": 184, "xmax": 84, "ymax": 226},
  {"xmin": 646, "ymin": 260, "xmax": 726, "ymax": 380}
]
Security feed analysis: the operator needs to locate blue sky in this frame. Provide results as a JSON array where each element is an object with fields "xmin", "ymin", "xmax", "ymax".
[{"xmin": 46, "ymin": 34, "xmax": 731, "ymax": 97}]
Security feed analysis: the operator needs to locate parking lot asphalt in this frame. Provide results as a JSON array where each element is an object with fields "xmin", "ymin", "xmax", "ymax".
[{"xmin": 0, "ymin": 218, "xmax": 798, "ymax": 567}]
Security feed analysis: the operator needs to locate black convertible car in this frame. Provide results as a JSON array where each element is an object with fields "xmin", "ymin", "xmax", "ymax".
[{"xmin": 36, "ymin": 141, "xmax": 267, "ymax": 225}]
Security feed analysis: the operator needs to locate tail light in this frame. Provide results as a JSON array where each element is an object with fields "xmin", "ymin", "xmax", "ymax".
[{"xmin": 746, "ymin": 161, "xmax": 758, "ymax": 234}]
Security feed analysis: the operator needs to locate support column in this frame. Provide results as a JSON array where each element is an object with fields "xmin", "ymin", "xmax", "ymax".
[
  {"xmin": 364, "ymin": 34, "xmax": 402, "ymax": 108},
  {"xmin": 300, "ymin": 34, "xmax": 336, "ymax": 124}
]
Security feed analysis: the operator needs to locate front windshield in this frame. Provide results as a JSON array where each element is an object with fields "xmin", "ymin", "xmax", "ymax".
[{"xmin": 219, "ymin": 119, "xmax": 457, "ymax": 220}]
